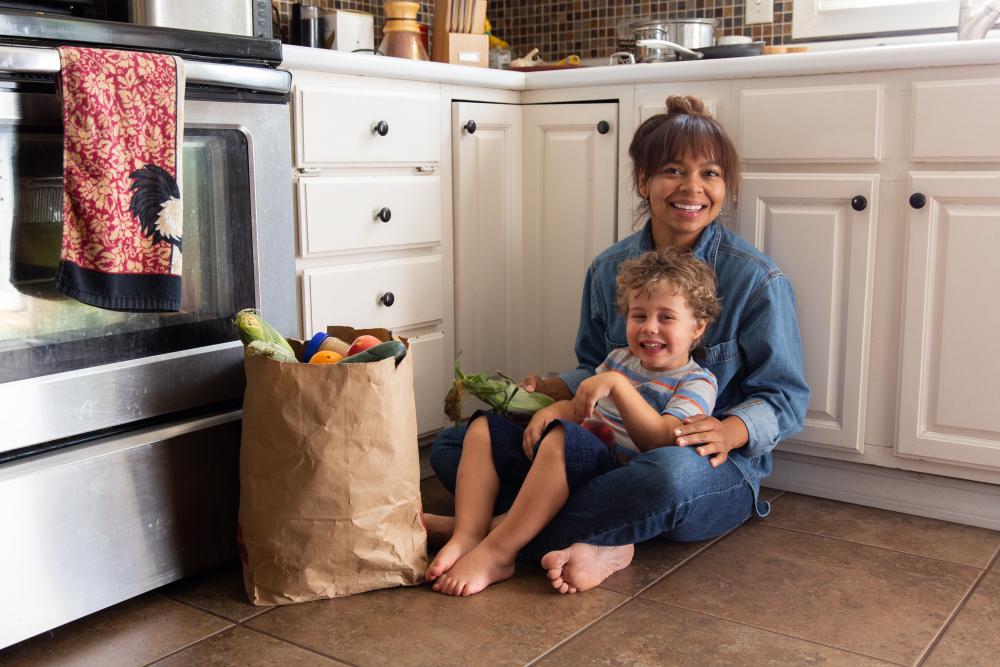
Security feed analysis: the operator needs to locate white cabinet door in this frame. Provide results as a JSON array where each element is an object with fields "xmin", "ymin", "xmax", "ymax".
[
  {"xmin": 452, "ymin": 101, "xmax": 523, "ymax": 403},
  {"xmin": 739, "ymin": 174, "xmax": 878, "ymax": 454},
  {"xmin": 520, "ymin": 103, "xmax": 618, "ymax": 380},
  {"xmin": 897, "ymin": 172, "xmax": 1000, "ymax": 470}
]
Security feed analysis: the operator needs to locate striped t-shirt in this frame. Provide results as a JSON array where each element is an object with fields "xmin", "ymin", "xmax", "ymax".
[{"xmin": 592, "ymin": 348, "xmax": 718, "ymax": 458}]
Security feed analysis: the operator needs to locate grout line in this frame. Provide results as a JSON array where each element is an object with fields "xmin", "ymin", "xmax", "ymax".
[
  {"xmin": 165, "ymin": 594, "xmax": 271, "ymax": 625},
  {"xmin": 640, "ymin": 598, "xmax": 909, "ymax": 666},
  {"xmin": 523, "ymin": 524, "xmax": 750, "ymax": 665},
  {"xmin": 238, "ymin": 626, "xmax": 358, "ymax": 666},
  {"xmin": 913, "ymin": 547, "xmax": 1000, "ymax": 667},
  {"xmin": 143, "ymin": 625, "xmax": 235, "ymax": 667},
  {"xmin": 523, "ymin": 593, "xmax": 634, "ymax": 666},
  {"xmin": 760, "ymin": 523, "xmax": 997, "ymax": 569}
]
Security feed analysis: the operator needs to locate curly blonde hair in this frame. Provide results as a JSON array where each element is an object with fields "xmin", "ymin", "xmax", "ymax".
[{"xmin": 615, "ymin": 248, "xmax": 722, "ymax": 347}]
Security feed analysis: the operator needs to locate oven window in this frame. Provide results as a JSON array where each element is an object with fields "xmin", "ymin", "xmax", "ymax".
[{"xmin": 0, "ymin": 127, "xmax": 255, "ymax": 383}]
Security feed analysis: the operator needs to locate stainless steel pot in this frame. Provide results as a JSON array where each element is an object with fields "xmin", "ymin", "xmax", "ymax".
[{"xmin": 632, "ymin": 18, "xmax": 717, "ymax": 62}]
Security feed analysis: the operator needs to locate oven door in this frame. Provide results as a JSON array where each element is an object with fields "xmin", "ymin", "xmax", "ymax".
[{"xmin": 0, "ymin": 47, "xmax": 295, "ymax": 456}]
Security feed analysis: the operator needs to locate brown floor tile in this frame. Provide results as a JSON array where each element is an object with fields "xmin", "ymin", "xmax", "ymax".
[
  {"xmin": 246, "ymin": 571, "xmax": 626, "ymax": 666},
  {"xmin": 924, "ymin": 563, "xmax": 1000, "ymax": 666},
  {"xmin": 599, "ymin": 535, "xmax": 717, "ymax": 596},
  {"xmin": 154, "ymin": 626, "xmax": 345, "ymax": 666},
  {"xmin": 0, "ymin": 594, "xmax": 232, "ymax": 667},
  {"xmin": 421, "ymin": 474, "xmax": 455, "ymax": 516},
  {"xmin": 538, "ymin": 598, "xmax": 895, "ymax": 666},
  {"xmin": 760, "ymin": 486, "xmax": 784, "ymax": 502},
  {"xmin": 764, "ymin": 493, "xmax": 1000, "ymax": 568},
  {"xmin": 640, "ymin": 524, "xmax": 981, "ymax": 665},
  {"xmin": 161, "ymin": 560, "xmax": 269, "ymax": 623}
]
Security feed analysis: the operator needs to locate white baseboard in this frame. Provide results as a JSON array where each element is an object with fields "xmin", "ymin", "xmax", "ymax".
[{"xmin": 769, "ymin": 451, "xmax": 1000, "ymax": 530}]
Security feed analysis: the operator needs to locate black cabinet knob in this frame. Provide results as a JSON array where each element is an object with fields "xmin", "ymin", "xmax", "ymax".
[
  {"xmin": 851, "ymin": 195, "xmax": 867, "ymax": 212},
  {"xmin": 597, "ymin": 120, "xmax": 610, "ymax": 134},
  {"xmin": 377, "ymin": 207, "xmax": 392, "ymax": 223},
  {"xmin": 464, "ymin": 120, "xmax": 477, "ymax": 134},
  {"xmin": 380, "ymin": 292, "xmax": 395, "ymax": 307},
  {"xmin": 909, "ymin": 193, "xmax": 926, "ymax": 209},
  {"xmin": 373, "ymin": 120, "xmax": 389, "ymax": 136}
]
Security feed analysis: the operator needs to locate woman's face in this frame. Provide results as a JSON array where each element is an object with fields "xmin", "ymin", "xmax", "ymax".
[{"xmin": 639, "ymin": 153, "xmax": 726, "ymax": 248}]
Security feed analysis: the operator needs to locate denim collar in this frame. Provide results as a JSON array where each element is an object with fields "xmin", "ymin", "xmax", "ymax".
[{"xmin": 636, "ymin": 219, "xmax": 722, "ymax": 267}]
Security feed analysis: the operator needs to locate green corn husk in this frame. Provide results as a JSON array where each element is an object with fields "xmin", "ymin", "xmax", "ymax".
[{"xmin": 444, "ymin": 354, "xmax": 555, "ymax": 425}]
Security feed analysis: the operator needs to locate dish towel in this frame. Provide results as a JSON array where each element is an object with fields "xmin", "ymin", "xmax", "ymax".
[{"xmin": 54, "ymin": 46, "xmax": 186, "ymax": 312}]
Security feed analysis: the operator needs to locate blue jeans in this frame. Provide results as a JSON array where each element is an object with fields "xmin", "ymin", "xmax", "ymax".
[{"xmin": 429, "ymin": 424, "xmax": 755, "ymax": 562}]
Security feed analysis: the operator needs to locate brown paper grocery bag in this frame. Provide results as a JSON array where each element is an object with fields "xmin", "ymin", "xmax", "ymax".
[{"xmin": 238, "ymin": 326, "xmax": 427, "ymax": 605}]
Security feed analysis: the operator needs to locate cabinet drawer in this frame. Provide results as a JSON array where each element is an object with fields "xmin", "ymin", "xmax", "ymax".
[
  {"xmin": 911, "ymin": 79, "xmax": 1000, "ymax": 161},
  {"xmin": 409, "ymin": 331, "xmax": 446, "ymax": 435},
  {"xmin": 302, "ymin": 256, "xmax": 443, "ymax": 334},
  {"xmin": 295, "ymin": 85, "xmax": 440, "ymax": 166},
  {"xmin": 298, "ymin": 173, "xmax": 442, "ymax": 256},
  {"xmin": 739, "ymin": 85, "xmax": 883, "ymax": 162}
]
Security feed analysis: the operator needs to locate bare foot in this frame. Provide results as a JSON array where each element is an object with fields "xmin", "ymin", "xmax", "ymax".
[
  {"xmin": 432, "ymin": 541, "xmax": 515, "ymax": 596},
  {"xmin": 540, "ymin": 543, "xmax": 635, "ymax": 594},
  {"xmin": 422, "ymin": 513, "xmax": 455, "ymax": 548},
  {"xmin": 425, "ymin": 534, "xmax": 478, "ymax": 582}
]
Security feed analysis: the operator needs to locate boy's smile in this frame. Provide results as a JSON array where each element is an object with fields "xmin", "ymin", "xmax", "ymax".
[{"xmin": 626, "ymin": 282, "xmax": 707, "ymax": 372}]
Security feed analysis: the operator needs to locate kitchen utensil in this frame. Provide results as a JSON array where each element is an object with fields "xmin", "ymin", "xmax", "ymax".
[
  {"xmin": 631, "ymin": 17, "xmax": 716, "ymax": 62},
  {"xmin": 635, "ymin": 38, "xmax": 702, "ymax": 61},
  {"xmin": 692, "ymin": 41, "xmax": 765, "ymax": 59},
  {"xmin": 379, "ymin": 0, "xmax": 428, "ymax": 60}
]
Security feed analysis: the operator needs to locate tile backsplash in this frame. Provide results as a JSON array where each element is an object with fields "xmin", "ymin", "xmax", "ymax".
[{"xmin": 274, "ymin": 0, "xmax": 793, "ymax": 61}]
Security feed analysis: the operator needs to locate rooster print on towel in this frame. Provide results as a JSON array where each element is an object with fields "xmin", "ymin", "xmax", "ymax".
[
  {"xmin": 55, "ymin": 46, "xmax": 185, "ymax": 312},
  {"xmin": 130, "ymin": 164, "xmax": 183, "ymax": 274}
]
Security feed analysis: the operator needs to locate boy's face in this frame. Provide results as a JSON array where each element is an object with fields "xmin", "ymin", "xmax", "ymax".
[{"xmin": 625, "ymin": 282, "xmax": 706, "ymax": 372}]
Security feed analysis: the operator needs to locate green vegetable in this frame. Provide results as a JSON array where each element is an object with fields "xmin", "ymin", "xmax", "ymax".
[
  {"xmin": 245, "ymin": 340, "xmax": 297, "ymax": 363},
  {"xmin": 444, "ymin": 354, "xmax": 554, "ymax": 425},
  {"xmin": 339, "ymin": 340, "xmax": 407, "ymax": 365},
  {"xmin": 233, "ymin": 308, "xmax": 296, "ymax": 361}
]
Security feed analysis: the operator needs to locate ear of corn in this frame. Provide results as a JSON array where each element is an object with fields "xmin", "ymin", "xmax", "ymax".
[
  {"xmin": 444, "ymin": 354, "xmax": 554, "ymax": 425},
  {"xmin": 233, "ymin": 308, "xmax": 297, "ymax": 362},
  {"xmin": 246, "ymin": 340, "xmax": 297, "ymax": 363}
]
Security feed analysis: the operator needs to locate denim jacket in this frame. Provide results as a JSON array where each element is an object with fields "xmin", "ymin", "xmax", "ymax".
[{"xmin": 556, "ymin": 220, "xmax": 809, "ymax": 515}]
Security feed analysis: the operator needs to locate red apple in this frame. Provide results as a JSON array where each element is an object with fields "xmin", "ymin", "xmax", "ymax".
[
  {"xmin": 347, "ymin": 334, "xmax": 382, "ymax": 357},
  {"xmin": 582, "ymin": 419, "xmax": 615, "ymax": 448}
]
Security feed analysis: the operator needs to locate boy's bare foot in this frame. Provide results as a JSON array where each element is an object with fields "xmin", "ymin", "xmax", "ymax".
[
  {"xmin": 425, "ymin": 534, "xmax": 479, "ymax": 582},
  {"xmin": 424, "ymin": 513, "xmax": 508, "ymax": 550},
  {"xmin": 541, "ymin": 543, "xmax": 635, "ymax": 594},
  {"xmin": 422, "ymin": 513, "xmax": 455, "ymax": 548},
  {"xmin": 432, "ymin": 541, "xmax": 515, "ymax": 596}
]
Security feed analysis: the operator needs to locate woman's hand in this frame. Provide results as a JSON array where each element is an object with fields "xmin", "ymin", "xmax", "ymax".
[
  {"xmin": 674, "ymin": 415, "xmax": 749, "ymax": 468},
  {"xmin": 520, "ymin": 374, "xmax": 572, "ymax": 401},
  {"xmin": 572, "ymin": 373, "xmax": 623, "ymax": 420}
]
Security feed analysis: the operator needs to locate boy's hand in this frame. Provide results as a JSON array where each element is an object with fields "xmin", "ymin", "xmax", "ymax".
[
  {"xmin": 573, "ymin": 373, "xmax": 623, "ymax": 420},
  {"xmin": 674, "ymin": 415, "xmax": 748, "ymax": 468},
  {"xmin": 522, "ymin": 405, "xmax": 556, "ymax": 460}
]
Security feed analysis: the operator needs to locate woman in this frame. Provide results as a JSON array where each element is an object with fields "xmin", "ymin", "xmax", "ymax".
[{"xmin": 428, "ymin": 95, "xmax": 809, "ymax": 593}]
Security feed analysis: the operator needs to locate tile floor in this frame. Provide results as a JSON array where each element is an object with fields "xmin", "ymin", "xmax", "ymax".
[{"xmin": 3, "ymin": 478, "xmax": 999, "ymax": 666}]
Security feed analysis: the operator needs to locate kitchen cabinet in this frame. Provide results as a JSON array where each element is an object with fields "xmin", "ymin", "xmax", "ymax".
[
  {"xmin": 451, "ymin": 100, "xmax": 618, "ymax": 406},
  {"xmin": 730, "ymin": 69, "xmax": 1000, "ymax": 485},
  {"xmin": 289, "ymin": 70, "xmax": 453, "ymax": 436}
]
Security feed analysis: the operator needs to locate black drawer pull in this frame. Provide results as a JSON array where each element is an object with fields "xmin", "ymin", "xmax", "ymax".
[
  {"xmin": 909, "ymin": 193, "xmax": 926, "ymax": 209},
  {"xmin": 464, "ymin": 120, "xmax": 477, "ymax": 134},
  {"xmin": 373, "ymin": 120, "xmax": 389, "ymax": 136},
  {"xmin": 851, "ymin": 195, "xmax": 867, "ymax": 212},
  {"xmin": 376, "ymin": 207, "xmax": 392, "ymax": 223},
  {"xmin": 597, "ymin": 120, "xmax": 610, "ymax": 134},
  {"xmin": 380, "ymin": 292, "xmax": 395, "ymax": 307}
]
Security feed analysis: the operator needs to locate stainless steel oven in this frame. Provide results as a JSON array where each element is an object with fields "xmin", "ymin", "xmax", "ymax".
[{"xmin": 0, "ymin": 44, "xmax": 294, "ymax": 647}]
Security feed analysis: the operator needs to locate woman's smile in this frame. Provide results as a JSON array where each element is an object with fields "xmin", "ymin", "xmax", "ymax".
[{"xmin": 640, "ymin": 153, "xmax": 726, "ymax": 247}]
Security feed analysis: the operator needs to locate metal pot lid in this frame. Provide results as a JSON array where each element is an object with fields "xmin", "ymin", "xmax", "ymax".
[{"xmin": 629, "ymin": 17, "xmax": 719, "ymax": 30}]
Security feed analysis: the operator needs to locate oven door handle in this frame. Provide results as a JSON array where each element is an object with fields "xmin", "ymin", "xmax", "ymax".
[{"xmin": 0, "ymin": 45, "xmax": 291, "ymax": 94}]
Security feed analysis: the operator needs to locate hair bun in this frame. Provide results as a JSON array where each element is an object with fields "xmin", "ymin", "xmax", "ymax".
[{"xmin": 665, "ymin": 95, "xmax": 710, "ymax": 118}]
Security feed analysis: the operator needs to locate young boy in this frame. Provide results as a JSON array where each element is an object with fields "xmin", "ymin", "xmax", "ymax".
[{"xmin": 425, "ymin": 247, "xmax": 722, "ymax": 596}]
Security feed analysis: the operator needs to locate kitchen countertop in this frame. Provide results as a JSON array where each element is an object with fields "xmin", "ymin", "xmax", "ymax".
[{"xmin": 281, "ymin": 39, "xmax": 1000, "ymax": 89}]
